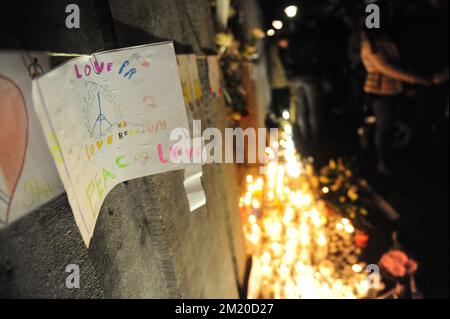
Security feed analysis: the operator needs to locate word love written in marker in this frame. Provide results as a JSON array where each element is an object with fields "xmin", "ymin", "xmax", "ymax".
[
  {"xmin": 84, "ymin": 119, "xmax": 168, "ymax": 161},
  {"xmin": 84, "ymin": 142, "xmax": 189, "ymax": 216},
  {"xmin": 74, "ymin": 59, "xmax": 138, "ymax": 80},
  {"xmin": 74, "ymin": 61, "xmax": 113, "ymax": 79}
]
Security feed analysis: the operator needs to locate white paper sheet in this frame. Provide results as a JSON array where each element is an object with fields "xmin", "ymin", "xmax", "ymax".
[
  {"xmin": 0, "ymin": 51, "xmax": 64, "ymax": 227},
  {"xmin": 32, "ymin": 42, "xmax": 204, "ymax": 246},
  {"xmin": 183, "ymin": 164, "xmax": 206, "ymax": 212},
  {"xmin": 177, "ymin": 56, "xmax": 207, "ymax": 212},
  {"xmin": 207, "ymin": 55, "xmax": 222, "ymax": 98},
  {"xmin": 188, "ymin": 54, "xmax": 204, "ymax": 107},
  {"xmin": 177, "ymin": 55, "xmax": 195, "ymax": 111},
  {"xmin": 178, "ymin": 54, "xmax": 203, "ymax": 109}
]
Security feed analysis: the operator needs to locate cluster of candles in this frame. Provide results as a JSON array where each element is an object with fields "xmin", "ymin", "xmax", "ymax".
[{"xmin": 241, "ymin": 124, "xmax": 381, "ymax": 299}]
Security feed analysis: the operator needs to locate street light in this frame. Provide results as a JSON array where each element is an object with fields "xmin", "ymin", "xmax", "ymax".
[
  {"xmin": 284, "ymin": 5, "xmax": 298, "ymax": 18},
  {"xmin": 272, "ymin": 20, "xmax": 283, "ymax": 30}
]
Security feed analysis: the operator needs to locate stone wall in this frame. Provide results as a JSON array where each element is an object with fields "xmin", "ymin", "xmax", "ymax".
[{"xmin": 0, "ymin": 0, "xmax": 247, "ymax": 298}]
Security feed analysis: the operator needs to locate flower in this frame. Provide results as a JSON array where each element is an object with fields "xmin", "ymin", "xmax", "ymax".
[
  {"xmin": 216, "ymin": 33, "xmax": 233, "ymax": 48},
  {"xmin": 355, "ymin": 231, "xmax": 369, "ymax": 249},
  {"xmin": 379, "ymin": 250, "xmax": 419, "ymax": 278},
  {"xmin": 231, "ymin": 112, "xmax": 242, "ymax": 121},
  {"xmin": 406, "ymin": 259, "xmax": 419, "ymax": 274},
  {"xmin": 251, "ymin": 28, "xmax": 266, "ymax": 40}
]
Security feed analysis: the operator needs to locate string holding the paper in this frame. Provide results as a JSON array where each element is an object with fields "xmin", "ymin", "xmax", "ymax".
[{"xmin": 21, "ymin": 51, "xmax": 44, "ymax": 79}]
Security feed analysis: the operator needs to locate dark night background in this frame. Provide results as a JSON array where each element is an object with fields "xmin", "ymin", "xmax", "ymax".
[{"xmin": 259, "ymin": 0, "xmax": 449, "ymax": 298}]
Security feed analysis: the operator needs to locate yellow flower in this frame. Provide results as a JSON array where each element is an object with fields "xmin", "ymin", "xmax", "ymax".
[
  {"xmin": 216, "ymin": 33, "xmax": 233, "ymax": 48},
  {"xmin": 228, "ymin": 7, "xmax": 237, "ymax": 18},
  {"xmin": 244, "ymin": 45, "xmax": 257, "ymax": 56},
  {"xmin": 252, "ymin": 28, "xmax": 266, "ymax": 40},
  {"xmin": 231, "ymin": 112, "xmax": 242, "ymax": 121}
]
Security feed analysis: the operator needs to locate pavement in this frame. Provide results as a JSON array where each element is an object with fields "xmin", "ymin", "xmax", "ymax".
[{"xmin": 296, "ymin": 108, "xmax": 449, "ymax": 299}]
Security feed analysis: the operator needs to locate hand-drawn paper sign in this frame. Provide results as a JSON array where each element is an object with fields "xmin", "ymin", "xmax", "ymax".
[
  {"xmin": 0, "ymin": 75, "xmax": 28, "ymax": 223},
  {"xmin": 32, "ymin": 42, "xmax": 202, "ymax": 246},
  {"xmin": 0, "ymin": 52, "xmax": 64, "ymax": 227},
  {"xmin": 207, "ymin": 55, "xmax": 222, "ymax": 98},
  {"xmin": 177, "ymin": 55, "xmax": 195, "ymax": 110}
]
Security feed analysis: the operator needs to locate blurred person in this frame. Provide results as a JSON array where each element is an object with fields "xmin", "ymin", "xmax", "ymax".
[
  {"xmin": 291, "ymin": 14, "xmax": 324, "ymax": 144},
  {"xmin": 268, "ymin": 36, "xmax": 291, "ymax": 118},
  {"xmin": 361, "ymin": 2, "xmax": 434, "ymax": 175}
]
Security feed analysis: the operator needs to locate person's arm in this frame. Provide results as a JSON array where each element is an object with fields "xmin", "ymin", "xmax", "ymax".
[{"xmin": 367, "ymin": 48, "xmax": 428, "ymax": 85}]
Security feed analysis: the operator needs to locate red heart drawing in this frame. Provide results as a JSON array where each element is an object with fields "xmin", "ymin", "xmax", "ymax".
[{"xmin": 0, "ymin": 74, "xmax": 29, "ymax": 224}]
